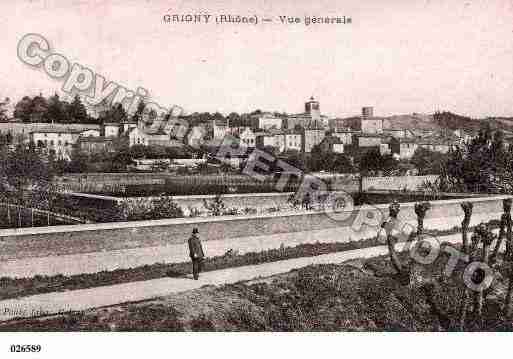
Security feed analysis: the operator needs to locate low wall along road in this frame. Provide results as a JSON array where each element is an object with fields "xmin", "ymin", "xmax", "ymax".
[{"xmin": 0, "ymin": 194, "xmax": 509, "ymax": 264}]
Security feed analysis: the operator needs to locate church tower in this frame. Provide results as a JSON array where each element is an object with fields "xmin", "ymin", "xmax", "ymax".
[{"xmin": 305, "ymin": 96, "xmax": 320, "ymax": 121}]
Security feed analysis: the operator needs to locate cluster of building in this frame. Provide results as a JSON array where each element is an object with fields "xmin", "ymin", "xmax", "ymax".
[
  {"xmin": 0, "ymin": 118, "xmax": 185, "ymax": 160},
  {"xmin": 0, "ymin": 96, "xmax": 493, "ymax": 164},
  {"xmin": 204, "ymin": 97, "xmax": 468, "ymax": 161}
]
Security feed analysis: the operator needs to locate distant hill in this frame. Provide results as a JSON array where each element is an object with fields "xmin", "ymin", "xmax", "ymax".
[
  {"xmin": 383, "ymin": 113, "xmax": 438, "ymax": 131},
  {"xmin": 486, "ymin": 117, "xmax": 513, "ymax": 131},
  {"xmin": 339, "ymin": 111, "xmax": 513, "ymax": 134},
  {"xmin": 434, "ymin": 111, "xmax": 513, "ymax": 133}
]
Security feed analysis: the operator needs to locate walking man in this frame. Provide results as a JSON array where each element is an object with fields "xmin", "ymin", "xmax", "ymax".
[{"xmin": 188, "ymin": 227, "xmax": 205, "ymax": 280}]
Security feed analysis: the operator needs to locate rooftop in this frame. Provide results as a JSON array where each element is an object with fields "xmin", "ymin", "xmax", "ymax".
[
  {"xmin": 30, "ymin": 127, "xmax": 85, "ymax": 134},
  {"xmin": 78, "ymin": 136, "xmax": 114, "ymax": 143}
]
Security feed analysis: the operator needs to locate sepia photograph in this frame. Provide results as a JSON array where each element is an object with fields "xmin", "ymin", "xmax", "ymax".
[{"xmin": 1, "ymin": 0, "xmax": 513, "ymax": 354}]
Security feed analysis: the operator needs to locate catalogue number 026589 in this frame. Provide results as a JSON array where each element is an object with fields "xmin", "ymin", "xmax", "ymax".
[{"xmin": 9, "ymin": 345, "xmax": 41, "ymax": 353}]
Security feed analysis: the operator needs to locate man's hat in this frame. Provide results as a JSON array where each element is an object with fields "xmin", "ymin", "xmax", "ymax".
[{"xmin": 192, "ymin": 227, "xmax": 199, "ymax": 234}]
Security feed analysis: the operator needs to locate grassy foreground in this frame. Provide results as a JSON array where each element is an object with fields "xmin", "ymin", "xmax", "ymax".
[{"xmin": 2, "ymin": 241, "xmax": 513, "ymax": 331}]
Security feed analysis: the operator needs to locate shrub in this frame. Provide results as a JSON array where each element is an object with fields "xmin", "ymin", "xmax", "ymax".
[
  {"xmin": 242, "ymin": 207, "xmax": 257, "ymax": 215},
  {"xmin": 223, "ymin": 207, "xmax": 239, "ymax": 216},
  {"xmin": 203, "ymin": 194, "xmax": 226, "ymax": 216},
  {"xmin": 120, "ymin": 197, "xmax": 184, "ymax": 221},
  {"xmin": 187, "ymin": 206, "xmax": 202, "ymax": 217}
]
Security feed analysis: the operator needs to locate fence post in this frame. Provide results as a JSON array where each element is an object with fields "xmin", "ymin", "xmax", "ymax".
[
  {"xmin": 7, "ymin": 204, "xmax": 11, "ymax": 226},
  {"xmin": 47, "ymin": 211, "xmax": 50, "ymax": 226},
  {"xmin": 17, "ymin": 206, "xmax": 21, "ymax": 228},
  {"xmin": 31, "ymin": 208, "xmax": 34, "ymax": 227}
]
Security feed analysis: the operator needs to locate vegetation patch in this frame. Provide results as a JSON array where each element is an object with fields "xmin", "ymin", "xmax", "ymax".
[
  {"xmin": 0, "ymin": 237, "xmax": 383, "ymax": 301},
  {"xmin": 3, "ymin": 249, "xmax": 513, "ymax": 331},
  {"xmin": 0, "ymin": 219, "xmax": 499, "ymax": 302}
]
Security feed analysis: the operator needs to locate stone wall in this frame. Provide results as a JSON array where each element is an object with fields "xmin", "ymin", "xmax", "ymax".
[{"xmin": 363, "ymin": 175, "xmax": 438, "ymax": 191}]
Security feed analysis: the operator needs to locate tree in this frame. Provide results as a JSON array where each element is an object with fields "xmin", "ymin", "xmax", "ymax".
[
  {"xmin": 131, "ymin": 100, "xmax": 145, "ymax": 123},
  {"xmin": 262, "ymin": 145, "xmax": 278, "ymax": 158},
  {"xmin": 0, "ymin": 97, "xmax": 10, "ymax": 121},
  {"xmin": 111, "ymin": 146, "xmax": 134, "ymax": 172},
  {"xmin": 411, "ymin": 147, "xmax": 447, "ymax": 175},
  {"xmin": 212, "ymin": 112, "xmax": 225, "ymax": 123},
  {"xmin": 101, "ymin": 103, "xmax": 128, "ymax": 123},
  {"xmin": 359, "ymin": 148, "xmax": 398, "ymax": 175},
  {"xmin": 45, "ymin": 93, "xmax": 67, "ymax": 123},
  {"xmin": 31, "ymin": 94, "xmax": 49, "ymax": 122},
  {"xmin": 332, "ymin": 154, "xmax": 354, "ymax": 173},
  {"xmin": 227, "ymin": 112, "xmax": 242, "ymax": 127},
  {"xmin": 281, "ymin": 149, "xmax": 305, "ymax": 171},
  {"xmin": 308, "ymin": 144, "xmax": 331, "ymax": 172},
  {"xmin": 65, "ymin": 146, "xmax": 90, "ymax": 173},
  {"xmin": 13, "ymin": 96, "xmax": 34, "ymax": 122},
  {"xmin": 307, "ymin": 138, "xmax": 353, "ymax": 173},
  {"xmin": 68, "ymin": 94, "xmax": 88, "ymax": 123},
  {"xmin": 128, "ymin": 144, "xmax": 148, "ymax": 159},
  {"xmin": 442, "ymin": 124, "xmax": 512, "ymax": 193},
  {"xmin": 0, "ymin": 143, "xmax": 53, "ymax": 204}
]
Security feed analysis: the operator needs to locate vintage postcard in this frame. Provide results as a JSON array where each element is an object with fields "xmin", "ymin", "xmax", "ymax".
[{"xmin": 0, "ymin": 0, "xmax": 513, "ymax": 356}]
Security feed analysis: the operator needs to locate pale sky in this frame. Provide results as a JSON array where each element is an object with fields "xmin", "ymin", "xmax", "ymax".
[{"xmin": 1, "ymin": 0, "xmax": 512, "ymax": 118}]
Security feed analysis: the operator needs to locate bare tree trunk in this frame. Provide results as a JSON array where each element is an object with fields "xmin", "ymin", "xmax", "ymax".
[
  {"xmin": 506, "ymin": 214, "xmax": 512, "ymax": 261},
  {"xmin": 458, "ymin": 291, "xmax": 470, "ymax": 331},
  {"xmin": 490, "ymin": 214, "xmax": 506, "ymax": 265},
  {"xmin": 421, "ymin": 284, "xmax": 451, "ymax": 331},
  {"xmin": 469, "ymin": 224, "xmax": 495, "ymax": 328},
  {"xmin": 461, "ymin": 204, "xmax": 472, "ymax": 253},
  {"xmin": 458, "ymin": 202, "xmax": 473, "ymax": 331},
  {"xmin": 474, "ymin": 241, "xmax": 490, "ymax": 323},
  {"xmin": 505, "ymin": 266, "xmax": 513, "ymax": 317},
  {"xmin": 414, "ymin": 202, "xmax": 431, "ymax": 237},
  {"xmin": 386, "ymin": 233, "xmax": 403, "ymax": 274},
  {"xmin": 385, "ymin": 201, "xmax": 404, "ymax": 276},
  {"xmin": 503, "ymin": 198, "xmax": 513, "ymax": 317}
]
